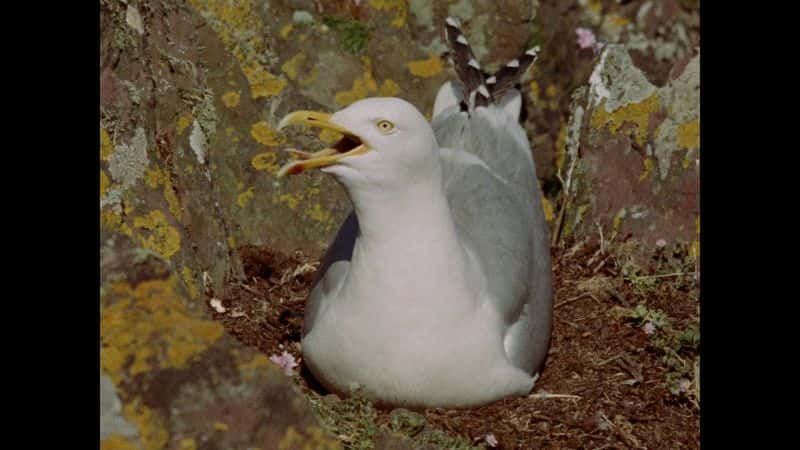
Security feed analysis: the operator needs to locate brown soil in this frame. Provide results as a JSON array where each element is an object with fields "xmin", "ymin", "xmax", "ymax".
[{"xmin": 211, "ymin": 237, "xmax": 699, "ymax": 449}]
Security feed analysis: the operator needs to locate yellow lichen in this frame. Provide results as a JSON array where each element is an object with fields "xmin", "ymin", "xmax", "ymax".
[
  {"xmin": 368, "ymin": 0, "xmax": 407, "ymax": 28},
  {"xmin": 279, "ymin": 426, "xmax": 303, "ymax": 450},
  {"xmin": 143, "ymin": 167, "xmax": 182, "ymax": 221},
  {"xmin": 102, "ymin": 276, "xmax": 225, "ymax": 383},
  {"xmin": 335, "ymin": 57, "xmax": 379, "ymax": 106},
  {"xmin": 181, "ymin": 266, "xmax": 200, "ymax": 300},
  {"xmin": 100, "ymin": 435, "xmax": 139, "ymax": 450},
  {"xmin": 319, "ymin": 128, "xmax": 343, "ymax": 144},
  {"xmin": 186, "ymin": 0, "xmax": 286, "ymax": 99},
  {"xmin": 279, "ymin": 192, "xmax": 304, "ymax": 210},
  {"xmin": 236, "ymin": 187, "xmax": 255, "ymax": 208},
  {"xmin": 690, "ymin": 240, "xmax": 700, "ymax": 260},
  {"xmin": 179, "ymin": 438, "xmax": 197, "ymax": 450},
  {"xmin": 529, "ymin": 80, "xmax": 540, "ymax": 100},
  {"xmin": 250, "ymin": 122, "xmax": 283, "ymax": 146},
  {"xmin": 281, "ymin": 53, "xmax": 307, "ymax": 81},
  {"xmin": 407, "ymin": 55, "xmax": 443, "ymax": 78},
  {"xmin": 279, "ymin": 23, "xmax": 293, "ymax": 39},
  {"xmin": 335, "ymin": 77, "xmax": 372, "ymax": 106},
  {"xmin": 214, "ymin": 422, "xmax": 229, "ymax": 431},
  {"xmin": 587, "ymin": 0, "xmax": 602, "ymax": 13},
  {"xmin": 101, "ymin": 127, "xmax": 113, "ymax": 161},
  {"xmin": 144, "ymin": 167, "xmax": 161, "ymax": 189},
  {"xmin": 122, "ymin": 397, "xmax": 169, "ymax": 450},
  {"xmin": 555, "ymin": 123, "xmax": 567, "ymax": 174},
  {"xmin": 227, "ymin": 235, "xmax": 237, "ymax": 249},
  {"xmin": 590, "ymin": 93, "xmax": 661, "ymax": 146},
  {"xmin": 101, "ymin": 209, "xmax": 133, "ymax": 236},
  {"xmin": 222, "ymin": 91, "xmax": 241, "ymax": 108},
  {"xmin": 639, "ymin": 158, "xmax": 654, "ymax": 181},
  {"xmin": 541, "ymin": 195, "xmax": 554, "ymax": 222},
  {"xmin": 379, "ymin": 78, "xmax": 400, "ymax": 97},
  {"xmin": 609, "ymin": 14, "xmax": 631, "ymax": 27},
  {"xmin": 612, "ymin": 209, "xmax": 625, "ymax": 233},
  {"xmin": 695, "ymin": 216, "xmax": 700, "ymax": 235},
  {"xmin": 308, "ymin": 203, "xmax": 332, "ymax": 223},
  {"xmin": 177, "ymin": 111, "xmax": 193, "ymax": 135},
  {"xmin": 133, "ymin": 210, "xmax": 181, "ymax": 258},
  {"xmin": 238, "ymin": 353, "xmax": 271, "ymax": 380},
  {"xmin": 251, "ymin": 151, "xmax": 280, "ymax": 173},
  {"xmin": 225, "ymin": 126, "xmax": 241, "ymax": 144},
  {"xmin": 545, "ymin": 84, "xmax": 558, "ymax": 98},
  {"xmin": 164, "ymin": 185, "xmax": 183, "ymax": 220},
  {"xmin": 278, "ymin": 425, "xmax": 342, "ymax": 450},
  {"xmin": 243, "ymin": 64, "xmax": 287, "ymax": 98},
  {"xmin": 101, "ymin": 170, "xmax": 111, "ymax": 198},
  {"xmin": 677, "ymin": 119, "xmax": 700, "ymax": 150}
]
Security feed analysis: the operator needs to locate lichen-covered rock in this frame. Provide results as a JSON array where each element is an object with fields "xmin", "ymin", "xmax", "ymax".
[
  {"xmin": 100, "ymin": 232, "xmax": 340, "ymax": 450},
  {"xmin": 557, "ymin": 44, "xmax": 699, "ymax": 253}
]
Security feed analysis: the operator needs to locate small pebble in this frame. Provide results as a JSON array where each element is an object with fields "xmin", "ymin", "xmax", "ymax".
[
  {"xmin": 293, "ymin": 10, "xmax": 314, "ymax": 25},
  {"xmin": 210, "ymin": 298, "xmax": 227, "ymax": 313}
]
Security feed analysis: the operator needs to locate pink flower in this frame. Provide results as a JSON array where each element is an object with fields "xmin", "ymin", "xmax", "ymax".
[
  {"xmin": 576, "ymin": 28, "xmax": 604, "ymax": 54},
  {"xmin": 485, "ymin": 434, "xmax": 499, "ymax": 447},
  {"xmin": 576, "ymin": 28, "xmax": 596, "ymax": 48},
  {"xmin": 270, "ymin": 351, "xmax": 299, "ymax": 376},
  {"xmin": 643, "ymin": 322, "xmax": 656, "ymax": 335}
]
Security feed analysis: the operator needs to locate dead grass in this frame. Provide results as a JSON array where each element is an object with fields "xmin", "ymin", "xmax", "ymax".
[{"xmin": 209, "ymin": 236, "xmax": 700, "ymax": 449}]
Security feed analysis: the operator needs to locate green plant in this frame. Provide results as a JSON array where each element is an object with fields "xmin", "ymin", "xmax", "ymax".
[{"xmin": 323, "ymin": 16, "xmax": 370, "ymax": 55}]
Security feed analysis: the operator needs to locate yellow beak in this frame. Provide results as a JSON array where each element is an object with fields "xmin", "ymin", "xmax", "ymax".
[{"xmin": 276, "ymin": 111, "xmax": 368, "ymax": 177}]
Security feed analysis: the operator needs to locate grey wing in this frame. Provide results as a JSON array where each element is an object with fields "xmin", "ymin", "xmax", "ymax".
[
  {"xmin": 302, "ymin": 212, "xmax": 358, "ymax": 337},
  {"xmin": 433, "ymin": 107, "xmax": 553, "ymax": 374}
]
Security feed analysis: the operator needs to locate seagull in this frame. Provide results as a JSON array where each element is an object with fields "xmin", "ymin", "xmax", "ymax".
[{"xmin": 275, "ymin": 18, "xmax": 553, "ymax": 409}]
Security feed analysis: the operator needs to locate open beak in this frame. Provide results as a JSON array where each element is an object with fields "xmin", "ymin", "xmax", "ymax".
[{"xmin": 276, "ymin": 111, "xmax": 368, "ymax": 177}]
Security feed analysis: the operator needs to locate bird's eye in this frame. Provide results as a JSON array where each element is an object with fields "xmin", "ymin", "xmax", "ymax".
[{"xmin": 376, "ymin": 119, "xmax": 395, "ymax": 133}]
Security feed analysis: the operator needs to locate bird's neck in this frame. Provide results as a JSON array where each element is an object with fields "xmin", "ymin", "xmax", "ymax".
[
  {"xmin": 343, "ymin": 158, "xmax": 478, "ymax": 307},
  {"xmin": 348, "ymin": 158, "xmax": 450, "ymax": 244}
]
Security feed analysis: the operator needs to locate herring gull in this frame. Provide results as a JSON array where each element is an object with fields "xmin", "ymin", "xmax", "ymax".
[{"xmin": 275, "ymin": 17, "xmax": 553, "ymax": 409}]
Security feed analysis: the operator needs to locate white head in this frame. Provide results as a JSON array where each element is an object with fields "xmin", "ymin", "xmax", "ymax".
[{"xmin": 277, "ymin": 97, "xmax": 440, "ymax": 191}]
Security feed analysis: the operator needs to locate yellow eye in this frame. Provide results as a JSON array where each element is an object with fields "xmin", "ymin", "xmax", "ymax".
[{"xmin": 376, "ymin": 119, "xmax": 395, "ymax": 133}]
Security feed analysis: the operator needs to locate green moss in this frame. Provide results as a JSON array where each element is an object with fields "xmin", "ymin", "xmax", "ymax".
[
  {"xmin": 309, "ymin": 391, "xmax": 379, "ymax": 449},
  {"xmin": 308, "ymin": 389, "xmax": 479, "ymax": 449},
  {"xmin": 323, "ymin": 16, "xmax": 370, "ymax": 55}
]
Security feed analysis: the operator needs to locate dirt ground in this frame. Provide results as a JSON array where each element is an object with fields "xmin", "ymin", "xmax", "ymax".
[{"xmin": 210, "ymin": 235, "xmax": 699, "ymax": 449}]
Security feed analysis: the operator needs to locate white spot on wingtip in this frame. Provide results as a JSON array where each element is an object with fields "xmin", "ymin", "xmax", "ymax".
[
  {"xmin": 507, "ymin": 59, "xmax": 520, "ymax": 68},
  {"xmin": 486, "ymin": 76, "xmax": 496, "ymax": 84},
  {"xmin": 445, "ymin": 17, "xmax": 459, "ymax": 27},
  {"xmin": 456, "ymin": 35, "xmax": 469, "ymax": 45},
  {"xmin": 468, "ymin": 58, "xmax": 480, "ymax": 69},
  {"xmin": 477, "ymin": 85, "xmax": 490, "ymax": 98},
  {"xmin": 526, "ymin": 46, "xmax": 540, "ymax": 56}
]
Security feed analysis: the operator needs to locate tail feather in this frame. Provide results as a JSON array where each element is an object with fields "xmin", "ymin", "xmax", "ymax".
[
  {"xmin": 444, "ymin": 17, "xmax": 492, "ymax": 110},
  {"xmin": 487, "ymin": 47, "xmax": 540, "ymax": 99},
  {"xmin": 443, "ymin": 17, "xmax": 540, "ymax": 114}
]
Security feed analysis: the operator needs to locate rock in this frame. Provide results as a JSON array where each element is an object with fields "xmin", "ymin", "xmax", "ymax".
[
  {"xmin": 292, "ymin": 10, "xmax": 314, "ymax": 25},
  {"xmin": 557, "ymin": 44, "xmax": 699, "ymax": 251},
  {"xmin": 100, "ymin": 372, "xmax": 139, "ymax": 441},
  {"xmin": 99, "ymin": 231, "xmax": 339, "ymax": 450}
]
